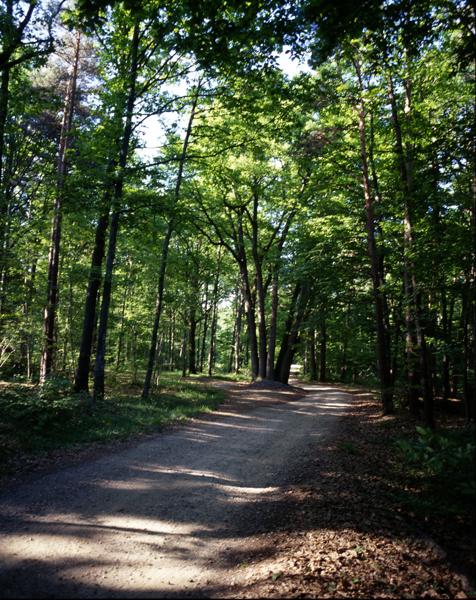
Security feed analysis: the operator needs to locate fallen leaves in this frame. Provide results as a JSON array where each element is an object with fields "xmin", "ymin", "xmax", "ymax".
[{"xmin": 219, "ymin": 386, "xmax": 475, "ymax": 599}]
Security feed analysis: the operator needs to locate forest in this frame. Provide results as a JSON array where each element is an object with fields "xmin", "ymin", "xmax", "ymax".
[
  {"xmin": 0, "ymin": 0, "xmax": 473, "ymax": 421},
  {"xmin": 0, "ymin": 0, "xmax": 475, "ymax": 597}
]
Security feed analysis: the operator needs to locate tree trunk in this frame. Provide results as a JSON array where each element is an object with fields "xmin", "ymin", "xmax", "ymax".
[
  {"xmin": 93, "ymin": 23, "xmax": 140, "ymax": 402},
  {"xmin": 274, "ymin": 282, "xmax": 301, "ymax": 382},
  {"xmin": 115, "ymin": 260, "xmax": 133, "ymax": 370},
  {"xmin": 0, "ymin": 0, "xmax": 12, "ymax": 313},
  {"xmin": 276, "ymin": 286, "xmax": 309, "ymax": 384},
  {"xmin": 250, "ymin": 189, "xmax": 267, "ymax": 379},
  {"xmin": 142, "ymin": 82, "xmax": 200, "ymax": 398},
  {"xmin": 227, "ymin": 284, "xmax": 240, "ymax": 372},
  {"xmin": 266, "ymin": 266, "xmax": 279, "ymax": 379},
  {"xmin": 74, "ymin": 208, "xmax": 110, "ymax": 392},
  {"xmin": 309, "ymin": 329, "xmax": 318, "ymax": 381},
  {"xmin": 319, "ymin": 317, "xmax": 327, "ymax": 383},
  {"xmin": 207, "ymin": 250, "xmax": 221, "ymax": 377},
  {"xmin": 199, "ymin": 284, "xmax": 209, "ymax": 372},
  {"xmin": 234, "ymin": 288, "xmax": 243, "ymax": 373},
  {"xmin": 387, "ymin": 71, "xmax": 434, "ymax": 427},
  {"xmin": 353, "ymin": 57, "xmax": 393, "ymax": 413},
  {"xmin": 0, "ymin": 64, "xmax": 10, "ymax": 321},
  {"xmin": 188, "ymin": 308, "xmax": 197, "ymax": 374},
  {"xmin": 40, "ymin": 31, "xmax": 81, "ymax": 383},
  {"xmin": 181, "ymin": 328, "xmax": 188, "ymax": 378},
  {"xmin": 237, "ymin": 212, "xmax": 259, "ymax": 379}
]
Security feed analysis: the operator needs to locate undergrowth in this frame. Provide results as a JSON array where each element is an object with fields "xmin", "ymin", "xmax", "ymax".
[
  {"xmin": 0, "ymin": 373, "xmax": 225, "ymax": 473},
  {"xmin": 395, "ymin": 424, "xmax": 476, "ymax": 516}
]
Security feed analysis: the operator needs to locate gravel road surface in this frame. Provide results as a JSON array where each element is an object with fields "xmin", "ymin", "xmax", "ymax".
[{"xmin": 0, "ymin": 384, "xmax": 353, "ymax": 598}]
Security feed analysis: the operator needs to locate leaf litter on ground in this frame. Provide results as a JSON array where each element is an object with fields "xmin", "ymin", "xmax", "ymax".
[{"xmin": 218, "ymin": 385, "xmax": 475, "ymax": 599}]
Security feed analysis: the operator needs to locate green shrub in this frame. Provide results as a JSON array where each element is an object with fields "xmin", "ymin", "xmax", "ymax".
[
  {"xmin": 397, "ymin": 425, "xmax": 475, "ymax": 499},
  {"xmin": 0, "ymin": 382, "xmax": 84, "ymax": 436},
  {"xmin": 38, "ymin": 376, "xmax": 72, "ymax": 401}
]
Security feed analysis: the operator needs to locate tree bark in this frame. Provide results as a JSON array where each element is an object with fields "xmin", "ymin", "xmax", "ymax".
[
  {"xmin": 227, "ymin": 283, "xmax": 241, "ymax": 372},
  {"xmin": 40, "ymin": 30, "xmax": 81, "ymax": 383},
  {"xmin": 207, "ymin": 250, "xmax": 221, "ymax": 377},
  {"xmin": 276, "ymin": 285, "xmax": 309, "ymax": 384},
  {"xmin": 319, "ymin": 317, "xmax": 327, "ymax": 382},
  {"xmin": 387, "ymin": 71, "xmax": 434, "ymax": 426},
  {"xmin": 250, "ymin": 188, "xmax": 267, "ymax": 379},
  {"xmin": 199, "ymin": 284, "xmax": 209, "ymax": 372},
  {"xmin": 74, "ymin": 208, "xmax": 110, "ymax": 392},
  {"xmin": 274, "ymin": 282, "xmax": 301, "ymax": 382},
  {"xmin": 142, "ymin": 82, "xmax": 201, "ymax": 398},
  {"xmin": 353, "ymin": 57, "xmax": 393, "ymax": 413},
  {"xmin": 236, "ymin": 213, "xmax": 259, "ymax": 379},
  {"xmin": 309, "ymin": 328, "xmax": 318, "ymax": 381},
  {"xmin": 234, "ymin": 288, "xmax": 243, "ymax": 373},
  {"xmin": 0, "ymin": 65, "xmax": 10, "ymax": 319},
  {"xmin": 266, "ymin": 266, "xmax": 279, "ymax": 379},
  {"xmin": 93, "ymin": 23, "xmax": 140, "ymax": 401},
  {"xmin": 0, "ymin": 1, "xmax": 12, "ymax": 315},
  {"xmin": 188, "ymin": 306, "xmax": 197, "ymax": 374},
  {"xmin": 115, "ymin": 259, "xmax": 133, "ymax": 370}
]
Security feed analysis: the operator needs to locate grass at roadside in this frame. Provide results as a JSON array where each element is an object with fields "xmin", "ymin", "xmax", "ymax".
[{"xmin": 0, "ymin": 372, "xmax": 225, "ymax": 475}]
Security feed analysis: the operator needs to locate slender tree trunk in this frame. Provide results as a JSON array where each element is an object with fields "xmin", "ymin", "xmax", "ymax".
[
  {"xmin": 199, "ymin": 284, "xmax": 209, "ymax": 372},
  {"xmin": 40, "ymin": 31, "xmax": 81, "ymax": 383},
  {"xmin": 274, "ymin": 282, "xmax": 301, "ymax": 382},
  {"xmin": 20, "ymin": 258, "xmax": 37, "ymax": 380},
  {"xmin": 387, "ymin": 72, "xmax": 434, "ymax": 426},
  {"xmin": 142, "ymin": 83, "xmax": 200, "ymax": 398},
  {"xmin": 441, "ymin": 284, "xmax": 451, "ymax": 402},
  {"xmin": 207, "ymin": 250, "xmax": 221, "ymax": 377},
  {"xmin": 353, "ymin": 58, "xmax": 393, "ymax": 413},
  {"xmin": 93, "ymin": 210, "xmax": 121, "ymax": 399},
  {"xmin": 390, "ymin": 302, "xmax": 402, "ymax": 385},
  {"xmin": 165, "ymin": 309, "xmax": 175, "ymax": 371},
  {"xmin": 153, "ymin": 333, "xmax": 163, "ymax": 385},
  {"xmin": 142, "ymin": 222, "xmax": 173, "ymax": 392},
  {"xmin": 266, "ymin": 266, "xmax": 279, "ymax": 379},
  {"xmin": 93, "ymin": 23, "xmax": 140, "ymax": 402},
  {"xmin": 241, "ymin": 269, "xmax": 258, "ymax": 379},
  {"xmin": 181, "ymin": 327, "xmax": 188, "ymax": 377},
  {"xmin": 470, "ymin": 166, "xmax": 476, "ymax": 418},
  {"xmin": 228, "ymin": 284, "xmax": 240, "ymax": 372},
  {"xmin": 276, "ymin": 286, "xmax": 309, "ymax": 384},
  {"xmin": 234, "ymin": 292, "xmax": 243, "ymax": 374},
  {"xmin": 74, "ymin": 208, "xmax": 110, "ymax": 392},
  {"xmin": 319, "ymin": 317, "xmax": 327, "ymax": 383},
  {"xmin": 309, "ymin": 328, "xmax": 318, "ymax": 381},
  {"xmin": 250, "ymin": 189, "xmax": 267, "ymax": 379},
  {"xmin": 0, "ymin": 65, "xmax": 10, "ymax": 322},
  {"xmin": 188, "ymin": 308, "xmax": 197, "ymax": 374},
  {"xmin": 115, "ymin": 261, "xmax": 133, "ymax": 370},
  {"xmin": 67, "ymin": 274, "xmax": 75, "ymax": 377},
  {"xmin": 236, "ymin": 212, "xmax": 259, "ymax": 379}
]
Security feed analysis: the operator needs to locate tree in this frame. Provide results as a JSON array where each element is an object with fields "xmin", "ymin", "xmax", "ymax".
[{"xmin": 39, "ymin": 30, "xmax": 81, "ymax": 382}]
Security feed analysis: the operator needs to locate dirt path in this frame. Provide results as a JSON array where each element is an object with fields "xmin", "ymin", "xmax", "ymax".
[{"xmin": 0, "ymin": 382, "xmax": 352, "ymax": 598}]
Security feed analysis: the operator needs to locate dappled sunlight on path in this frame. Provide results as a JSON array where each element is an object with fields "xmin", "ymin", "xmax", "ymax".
[{"xmin": 0, "ymin": 383, "xmax": 352, "ymax": 598}]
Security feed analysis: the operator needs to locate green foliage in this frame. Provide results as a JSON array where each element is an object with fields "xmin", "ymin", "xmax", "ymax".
[
  {"xmin": 0, "ymin": 0, "xmax": 473, "ymax": 484},
  {"xmin": 397, "ymin": 426, "xmax": 476, "ymax": 506},
  {"xmin": 0, "ymin": 376, "xmax": 224, "ymax": 473},
  {"xmin": 0, "ymin": 379, "xmax": 84, "ymax": 438}
]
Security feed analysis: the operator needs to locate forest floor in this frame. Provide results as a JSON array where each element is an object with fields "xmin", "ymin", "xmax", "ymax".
[{"xmin": 0, "ymin": 380, "xmax": 474, "ymax": 598}]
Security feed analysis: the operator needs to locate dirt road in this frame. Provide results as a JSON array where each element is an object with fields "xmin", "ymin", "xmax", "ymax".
[{"xmin": 0, "ymin": 383, "xmax": 353, "ymax": 598}]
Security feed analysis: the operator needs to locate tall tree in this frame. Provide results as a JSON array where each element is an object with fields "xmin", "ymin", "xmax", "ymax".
[{"xmin": 39, "ymin": 30, "xmax": 81, "ymax": 382}]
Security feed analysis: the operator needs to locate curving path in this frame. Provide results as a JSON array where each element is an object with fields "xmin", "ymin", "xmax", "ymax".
[{"xmin": 0, "ymin": 383, "xmax": 354, "ymax": 598}]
